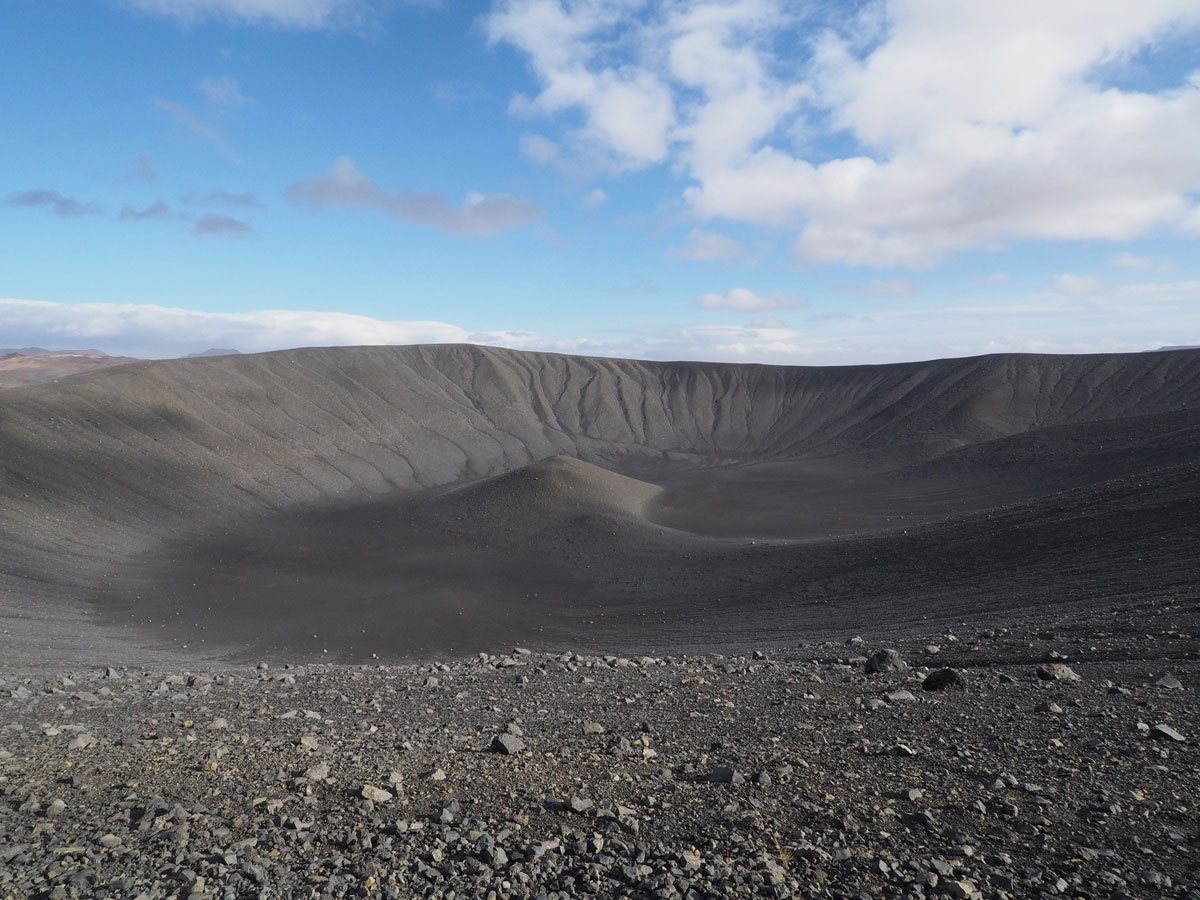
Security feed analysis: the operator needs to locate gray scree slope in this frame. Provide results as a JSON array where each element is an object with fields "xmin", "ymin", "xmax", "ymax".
[{"xmin": 1, "ymin": 344, "xmax": 1198, "ymax": 665}]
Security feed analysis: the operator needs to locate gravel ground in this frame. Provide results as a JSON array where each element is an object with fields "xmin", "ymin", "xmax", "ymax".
[{"xmin": 2, "ymin": 603, "xmax": 1198, "ymax": 900}]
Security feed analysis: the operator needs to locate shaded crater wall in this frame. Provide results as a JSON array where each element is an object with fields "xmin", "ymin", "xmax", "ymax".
[{"xmin": 2, "ymin": 344, "xmax": 1199, "ymax": 596}]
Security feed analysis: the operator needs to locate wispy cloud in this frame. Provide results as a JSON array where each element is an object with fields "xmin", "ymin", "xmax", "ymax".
[
  {"xmin": 581, "ymin": 188, "xmax": 606, "ymax": 208},
  {"xmin": 182, "ymin": 189, "xmax": 261, "ymax": 208},
  {"xmin": 1046, "ymin": 273, "xmax": 1104, "ymax": 296},
  {"xmin": 114, "ymin": 200, "xmax": 255, "ymax": 236},
  {"xmin": 153, "ymin": 98, "xmax": 239, "ymax": 161},
  {"xmin": 133, "ymin": 155, "xmax": 156, "ymax": 182},
  {"xmin": 832, "ymin": 279, "xmax": 917, "ymax": 297},
  {"xmin": 118, "ymin": 200, "xmax": 183, "ymax": 222},
  {"xmin": 1111, "ymin": 252, "xmax": 1170, "ymax": 272},
  {"xmin": 193, "ymin": 214, "xmax": 254, "ymax": 237},
  {"xmin": 199, "ymin": 75, "xmax": 252, "ymax": 110},
  {"xmin": 5, "ymin": 190, "xmax": 102, "ymax": 217},
  {"xmin": 695, "ymin": 287, "xmax": 807, "ymax": 311},
  {"xmin": 667, "ymin": 229, "xmax": 743, "ymax": 262},
  {"xmin": 285, "ymin": 156, "xmax": 542, "ymax": 236},
  {"xmin": 119, "ymin": 0, "xmax": 374, "ymax": 30}
]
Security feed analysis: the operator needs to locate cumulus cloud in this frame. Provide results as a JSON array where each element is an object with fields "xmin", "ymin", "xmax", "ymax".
[
  {"xmin": 0, "ymin": 298, "xmax": 471, "ymax": 358},
  {"xmin": 120, "ymin": 0, "xmax": 372, "ymax": 29},
  {"xmin": 5, "ymin": 190, "xmax": 101, "ymax": 217},
  {"xmin": 193, "ymin": 214, "xmax": 255, "ymax": 236},
  {"xmin": 285, "ymin": 156, "xmax": 542, "ymax": 236},
  {"xmin": 486, "ymin": 0, "xmax": 677, "ymax": 169},
  {"xmin": 489, "ymin": 1, "xmax": 1200, "ymax": 267},
  {"xmin": 695, "ymin": 287, "xmax": 806, "ymax": 311},
  {"xmin": 667, "ymin": 228, "xmax": 743, "ymax": 262}
]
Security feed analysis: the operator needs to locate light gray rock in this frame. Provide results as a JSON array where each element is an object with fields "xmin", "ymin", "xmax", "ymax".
[
  {"xmin": 1151, "ymin": 724, "xmax": 1186, "ymax": 743},
  {"xmin": 865, "ymin": 649, "xmax": 906, "ymax": 674},
  {"xmin": 360, "ymin": 785, "xmax": 393, "ymax": 803},
  {"xmin": 1036, "ymin": 663, "xmax": 1081, "ymax": 682},
  {"xmin": 491, "ymin": 733, "xmax": 526, "ymax": 754}
]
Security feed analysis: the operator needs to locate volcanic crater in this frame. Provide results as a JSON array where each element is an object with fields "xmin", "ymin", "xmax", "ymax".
[{"xmin": 2, "ymin": 344, "xmax": 1198, "ymax": 666}]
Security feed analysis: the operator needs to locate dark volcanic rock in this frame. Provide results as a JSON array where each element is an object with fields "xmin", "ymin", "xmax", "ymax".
[
  {"xmin": 0, "ymin": 582, "xmax": 1198, "ymax": 900},
  {"xmin": 923, "ymin": 667, "xmax": 968, "ymax": 691},
  {"xmin": 704, "ymin": 766, "xmax": 745, "ymax": 785}
]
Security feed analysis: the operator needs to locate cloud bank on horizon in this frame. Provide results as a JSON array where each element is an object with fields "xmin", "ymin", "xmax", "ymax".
[
  {"xmin": 2, "ymin": 0, "xmax": 1198, "ymax": 363},
  {"xmin": 6, "ymin": 287, "xmax": 1199, "ymax": 366}
]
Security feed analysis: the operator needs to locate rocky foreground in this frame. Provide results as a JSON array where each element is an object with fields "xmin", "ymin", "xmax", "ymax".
[{"xmin": 2, "ymin": 606, "xmax": 1198, "ymax": 900}]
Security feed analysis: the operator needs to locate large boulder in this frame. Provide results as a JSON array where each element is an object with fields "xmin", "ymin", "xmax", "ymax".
[{"xmin": 922, "ymin": 668, "xmax": 967, "ymax": 691}]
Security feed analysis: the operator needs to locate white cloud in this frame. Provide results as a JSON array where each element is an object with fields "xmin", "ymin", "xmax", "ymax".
[
  {"xmin": 519, "ymin": 133, "xmax": 562, "ymax": 165},
  {"xmin": 667, "ymin": 228, "xmax": 743, "ymax": 261},
  {"xmin": 695, "ymin": 287, "xmax": 806, "ymax": 311},
  {"xmin": 489, "ymin": 1, "xmax": 1200, "ymax": 267},
  {"xmin": 285, "ymin": 156, "xmax": 542, "ymax": 235},
  {"xmin": 1046, "ymin": 273, "xmax": 1105, "ymax": 296},
  {"xmin": 832, "ymin": 278, "xmax": 916, "ymax": 297},
  {"xmin": 1112, "ymin": 252, "xmax": 1156, "ymax": 269},
  {"xmin": 6, "ymin": 280, "xmax": 1199, "ymax": 365},
  {"xmin": 487, "ymin": 0, "xmax": 676, "ymax": 169},
  {"xmin": 581, "ymin": 187, "xmax": 607, "ymax": 208},
  {"xmin": 200, "ymin": 76, "xmax": 252, "ymax": 109},
  {"xmin": 1184, "ymin": 204, "xmax": 1200, "ymax": 234},
  {"xmin": 0, "ymin": 298, "xmax": 471, "ymax": 358},
  {"xmin": 0, "ymin": 296, "xmax": 835, "ymax": 364},
  {"xmin": 121, "ymin": 0, "xmax": 371, "ymax": 29}
]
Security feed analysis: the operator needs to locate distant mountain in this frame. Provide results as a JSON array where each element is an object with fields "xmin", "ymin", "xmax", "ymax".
[
  {"xmin": 1157, "ymin": 345, "xmax": 1200, "ymax": 351},
  {"xmin": 0, "ymin": 349, "xmax": 140, "ymax": 388},
  {"xmin": 185, "ymin": 348, "xmax": 242, "ymax": 358}
]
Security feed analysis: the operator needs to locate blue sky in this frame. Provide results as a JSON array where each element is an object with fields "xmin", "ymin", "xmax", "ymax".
[{"xmin": 3, "ymin": 0, "xmax": 1199, "ymax": 363}]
